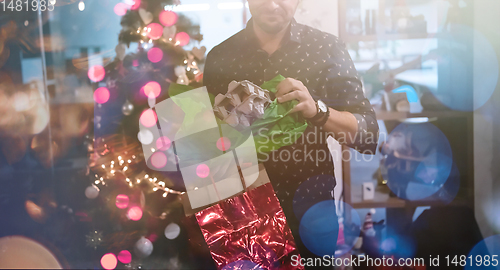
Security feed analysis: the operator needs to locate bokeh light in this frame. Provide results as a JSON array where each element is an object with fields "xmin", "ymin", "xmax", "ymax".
[
  {"xmin": 140, "ymin": 109, "xmax": 157, "ymax": 127},
  {"xmin": 147, "ymin": 23, "xmax": 163, "ymax": 40},
  {"xmin": 293, "ymin": 176, "xmax": 358, "ymax": 256},
  {"xmin": 147, "ymin": 234, "xmax": 158, "ymax": 243},
  {"xmin": 115, "ymin": 194, "xmax": 129, "ymax": 209},
  {"xmin": 466, "ymin": 235, "xmax": 500, "ymax": 270},
  {"xmin": 93, "ymin": 87, "xmax": 110, "ymax": 104},
  {"xmin": 299, "ymin": 200, "xmax": 340, "ymax": 257},
  {"xmin": 164, "ymin": 223, "xmax": 181, "ymax": 240},
  {"xmin": 156, "ymin": 136, "xmax": 171, "ymax": 151},
  {"xmin": 293, "ymin": 175, "xmax": 336, "ymax": 221},
  {"xmin": 196, "ymin": 164, "xmax": 210, "ymax": 178},
  {"xmin": 12, "ymin": 92, "xmax": 31, "ymax": 112},
  {"xmin": 147, "ymin": 47, "xmax": 163, "ymax": 63},
  {"xmin": 216, "ymin": 137, "xmax": 231, "ymax": 151},
  {"xmin": 159, "ymin": 10, "xmax": 178, "ymax": 26},
  {"xmin": 427, "ymin": 24, "xmax": 499, "ymax": 111},
  {"xmin": 433, "ymin": 162, "xmax": 460, "ymax": 204},
  {"xmin": 384, "ymin": 123, "xmax": 453, "ymax": 200},
  {"xmin": 87, "ymin": 65, "xmax": 105, "ymax": 82},
  {"xmin": 117, "ymin": 250, "xmax": 132, "ymax": 264},
  {"xmin": 142, "ymin": 81, "xmax": 161, "ymax": 98},
  {"xmin": 114, "ymin": 3, "xmax": 128, "ymax": 16},
  {"xmin": 150, "ymin": 152, "xmax": 167, "ymax": 169},
  {"xmin": 175, "ymin": 32, "xmax": 190, "ymax": 46},
  {"xmin": 137, "ymin": 129, "xmax": 154, "ymax": 145},
  {"xmin": 130, "ymin": 0, "xmax": 140, "ymax": 10},
  {"xmin": 85, "ymin": 185, "xmax": 100, "ymax": 199},
  {"xmin": 380, "ymin": 233, "xmax": 416, "ymax": 259},
  {"xmin": 127, "ymin": 206, "xmax": 143, "ymax": 221},
  {"xmin": 337, "ymin": 204, "xmax": 361, "ymax": 255},
  {"xmin": 100, "ymin": 253, "xmax": 117, "ymax": 270}
]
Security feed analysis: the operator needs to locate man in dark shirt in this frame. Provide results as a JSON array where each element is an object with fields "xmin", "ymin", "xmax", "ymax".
[{"xmin": 204, "ymin": 0, "xmax": 379, "ymax": 267}]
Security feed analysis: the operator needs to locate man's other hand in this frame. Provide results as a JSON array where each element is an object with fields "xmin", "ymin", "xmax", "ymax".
[{"xmin": 275, "ymin": 78, "xmax": 317, "ymax": 118}]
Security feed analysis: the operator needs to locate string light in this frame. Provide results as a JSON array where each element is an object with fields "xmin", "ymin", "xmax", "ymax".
[{"xmin": 89, "ymin": 135, "xmax": 185, "ymax": 196}]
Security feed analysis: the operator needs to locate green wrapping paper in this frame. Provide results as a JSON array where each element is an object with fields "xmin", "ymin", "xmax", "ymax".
[
  {"xmin": 167, "ymin": 75, "xmax": 308, "ymax": 157},
  {"xmin": 250, "ymin": 75, "xmax": 308, "ymax": 154}
]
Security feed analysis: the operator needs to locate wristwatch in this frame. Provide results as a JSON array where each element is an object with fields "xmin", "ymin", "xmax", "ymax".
[{"xmin": 306, "ymin": 100, "xmax": 330, "ymax": 126}]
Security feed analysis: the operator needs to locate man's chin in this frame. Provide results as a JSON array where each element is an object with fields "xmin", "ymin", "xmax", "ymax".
[{"xmin": 256, "ymin": 21, "xmax": 287, "ymax": 34}]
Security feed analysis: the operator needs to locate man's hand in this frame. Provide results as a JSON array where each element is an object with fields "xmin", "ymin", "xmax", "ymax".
[{"xmin": 275, "ymin": 78, "xmax": 317, "ymax": 119}]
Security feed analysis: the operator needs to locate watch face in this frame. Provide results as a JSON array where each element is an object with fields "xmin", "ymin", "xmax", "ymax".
[{"xmin": 318, "ymin": 100, "xmax": 328, "ymax": 113}]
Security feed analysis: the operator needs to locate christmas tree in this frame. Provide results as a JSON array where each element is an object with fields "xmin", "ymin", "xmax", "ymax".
[
  {"xmin": 28, "ymin": 0, "xmax": 215, "ymax": 269},
  {"xmin": 82, "ymin": 0, "xmax": 217, "ymax": 268}
]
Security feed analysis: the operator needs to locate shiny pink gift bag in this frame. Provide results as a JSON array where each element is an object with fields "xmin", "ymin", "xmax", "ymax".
[{"xmin": 195, "ymin": 183, "xmax": 303, "ymax": 270}]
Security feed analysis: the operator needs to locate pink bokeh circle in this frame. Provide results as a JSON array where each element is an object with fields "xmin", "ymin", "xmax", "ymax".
[
  {"xmin": 196, "ymin": 164, "xmax": 210, "ymax": 178},
  {"xmin": 130, "ymin": 0, "xmax": 141, "ymax": 10},
  {"xmin": 93, "ymin": 87, "xmax": 110, "ymax": 104},
  {"xmin": 151, "ymin": 152, "xmax": 167, "ymax": 169},
  {"xmin": 117, "ymin": 250, "xmax": 132, "ymax": 264},
  {"xmin": 175, "ymin": 32, "xmax": 190, "ymax": 46},
  {"xmin": 114, "ymin": 3, "xmax": 128, "ymax": 16},
  {"xmin": 88, "ymin": 65, "xmax": 105, "ymax": 82},
  {"xmin": 147, "ymin": 47, "xmax": 163, "ymax": 63},
  {"xmin": 115, "ymin": 194, "xmax": 129, "ymax": 209},
  {"xmin": 216, "ymin": 137, "xmax": 231, "ymax": 151},
  {"xmin": 159, "ymin": 10, "xmax": 178, "ymax": 26},
  {"xmin": 140, "ymin": 109, "xmax": 158, "ymax": 127},
  {"xmin": 147, "ymin": 23, "xmax": 163, "ymax": 40},
  {"xmin": 142, "ymin": 81, "xmax": 161, "ymax": 98},
  {"xmin": 156, "ymin": 136, "xmax": 171, "ymax": 151},
  {"xmin": 127, "ymin": 206, "xmax": 143, "ymax": 221},
  {"xmin": 101, "ymin": 253, "xmax": 117, "ymax": 270}
]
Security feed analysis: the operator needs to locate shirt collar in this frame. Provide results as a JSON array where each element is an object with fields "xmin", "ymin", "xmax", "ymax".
[
  {"xmin": 243, "ymin": 17, "xmax": 303, "ymax": 48},
  {"xmin": 288, "ymin": 19, "xmax": 303, "ymax": 44}
]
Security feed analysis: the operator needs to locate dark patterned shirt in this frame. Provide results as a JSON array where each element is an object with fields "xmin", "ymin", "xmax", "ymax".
[
  {"xmin": 203, "ymin": 18, "xmax": 379, "ymax": 265},
  {"xmin": 204, "ymin": 19, "xmax": 378, "ymax": 153}
]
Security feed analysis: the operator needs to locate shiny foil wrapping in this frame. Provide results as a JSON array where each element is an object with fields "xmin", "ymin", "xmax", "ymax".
[{"xmin": 195, "ymin": 183, "xmax": 303, "ymax": 270}]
